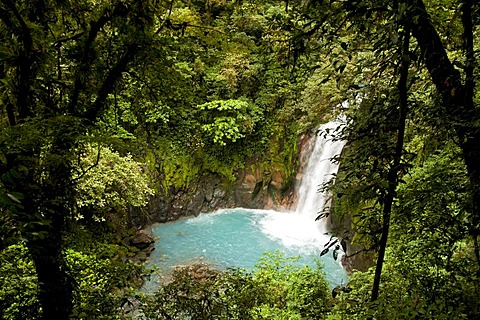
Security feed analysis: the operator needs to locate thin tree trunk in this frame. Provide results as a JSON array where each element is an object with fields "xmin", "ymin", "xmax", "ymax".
[
  {"xmin": 371, "ymin": 26, "xmax": 410, "ymax": 302},
  {"xmin": 460, "ymin": 0, "xmax": 480, "ymax": 270}
]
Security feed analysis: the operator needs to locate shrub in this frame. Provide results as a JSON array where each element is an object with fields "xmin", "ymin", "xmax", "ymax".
[
  {"xmin": 73, "ymin": 144, "xmax": 154, "ymax": 222},
  {"xmin": 141, "ymin": 251, "xmax": 331, "ymax": 319}
]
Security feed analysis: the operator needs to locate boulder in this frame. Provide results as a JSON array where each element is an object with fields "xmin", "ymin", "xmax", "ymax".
[{"xmin": 130, "ymin": 230, "xmax": 155, "ymax": 250}]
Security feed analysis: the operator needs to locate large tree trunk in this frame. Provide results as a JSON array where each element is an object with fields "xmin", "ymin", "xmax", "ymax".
[
  {"xmin": 15, "ymin": 133, "xmax": 76, "ymax": 319},
  {"xmin": 459, "ymin": 0, "xmax": 480, "ymax": 268},
  {"xmin": 459, "ymin": 130, "xmax": 480, "ymax": 266},
  {"xmin": 29, "ymin": 136, "xmax": 77, "ymax": 319},
  {"xmin": 1, "ymin": 148, "xmax": 75, "ymax": 319},
  {"xmin": 26, "ymin": 233, "xmax": 73, "ymax": 320},
  {"xmin": 407, "ymin": 0, "xmax": 480, "ymax": 266}
]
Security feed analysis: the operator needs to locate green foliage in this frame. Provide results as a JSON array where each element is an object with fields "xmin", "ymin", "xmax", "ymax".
[
  {"xmin": 329, "ymin": 88, "xmax": 480, "ymax": 319},
  {"xmin": 142, "ymin": 265, "xmax": 235, "ymax": 320},
  {"xmin": 251, "ymin": 252, "xmax": 331, "ymax": 320},
  {"xmin": 329, "ymin": 95, "xmax": 480, "ymax": 318},
  {"xmin": 397, "ymin": 142, "xmax": 472, "ymax": 241},
  {"xmin": 389, "ymin": 142, "xmax": 480, "ymax": 319},
  {"xmin": 197, "ymin": 99, "xmax": 263, "ymax": 146},
  {"xmin": 77, "ymin": 0, "xmax": 327, "ymax": 198},
  {"xmin": 0, "ymin": 0, "xmax": 163, "ymax": 316},
  {"xmin": 73, "ymin": 144, "xmax": 154, "ymax": 221},
  {"xmin": 0, "ymin": 231, "xmax": 146, "ymax": 320},
  {"xmin": 65, "ymin": 245, "xmax": 142, "ymax": 320},
  {"xmin": 330, "ymin": 89, "xmax": 402, "ymax": 247},
  {"xmin": 328, "ymin": 248, "xmax": 473, "ymax": 319},
  {"xmin": 146, "ymin": 137, "xmax": 203, "ymax": 192},
  {"xmin": 0, "ymin": 244, "xmax": 39, "ymax": 320},
  {"xmin": 141, "ymin": 251, "xmax": 331, "ymax": 320},
  {"xmin": 0, "ymin": 179, "xmax": 24, "ymax": 249}
]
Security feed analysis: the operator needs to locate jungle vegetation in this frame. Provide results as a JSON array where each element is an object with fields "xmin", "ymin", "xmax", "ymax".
[{"xmin": 0, "ymin": 0, "xmax": 479, "ymax": 319}]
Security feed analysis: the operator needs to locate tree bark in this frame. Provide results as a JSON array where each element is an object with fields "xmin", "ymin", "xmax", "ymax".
[
  {"xmin": 407, "ymin": 0, "xmax": 480, "ymax": 268},
  {"xmin": 26, "ymin": 233, "xmax": 73, "ymax": 320},
  {"xmin": 22, "ymin": 133, "xmax": 76, "ymax": 319}
]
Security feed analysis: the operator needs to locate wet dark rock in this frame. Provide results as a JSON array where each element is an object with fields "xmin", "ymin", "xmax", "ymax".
[
  {"xmin": 121, "ymin": 296, "xmax": 143, "ymax": 317},
  {"xmin": 130, "ymin": 230, "xmax": 155, "ymax": 250}
]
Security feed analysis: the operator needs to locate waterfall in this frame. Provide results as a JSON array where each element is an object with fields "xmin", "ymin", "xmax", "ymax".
[
  {"xmin": 144, "ymin": 119, "xmax": 349, "ymax": 291},
  {"xmin": 258, "ymin": 120, "xmax": 345, "ymax": 252},
  {"xmin": 294, "ymin": 121, "xmax": 345, "ymax": 233}
]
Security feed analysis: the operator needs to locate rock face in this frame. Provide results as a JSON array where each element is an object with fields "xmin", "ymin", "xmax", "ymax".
[
  {"xmin": 143, "ymin": 175, "xmax": 236, "ymax": 223},
  {"xmin": 328, "ymin": 215, "xmax": 375, "ymax": 274},
  {"xmin": 135, "ymin": 154, "xmax": 299, "ymax": 224},
  {"xmin": 125, "ymin": 229, "xmax": 156, "ymax": 264},
  {"xmin": 133, "ymin": 132, "xmax": 322, "ymax": 225},
  {"xmin": 234, "ymin": 161, "xmax": 296, "ymax": 210},
  {"xmin": 141, "ymin": 168, "xmax": 295, "ymax": 223}
]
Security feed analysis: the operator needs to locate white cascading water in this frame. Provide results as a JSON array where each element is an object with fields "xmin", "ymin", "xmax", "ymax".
[
  {"xmin": 259, "ymin": 120, "xmax": 345, "ymax": 253},
  {"xmin": 294, "ymin": 121, "xmax": 346, "ymax": 232}
]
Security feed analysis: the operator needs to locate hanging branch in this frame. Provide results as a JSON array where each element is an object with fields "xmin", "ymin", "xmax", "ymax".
[
  {"xmin": 68, "ymin": 3, "xmax": 129, "ymax": 114},
  {"xmin": 1, "ymin": 0, "xmax": 35, "ymax": 120},
  {"xmin": 71, "ymin": 145, "xmax": 101, "ymax": 184},
  {"xmin": 84, "ymin": 43, "xmax": 139, "ymax": 122}
]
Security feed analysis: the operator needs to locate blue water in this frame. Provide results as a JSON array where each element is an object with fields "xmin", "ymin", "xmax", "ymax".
[{"xmin": 145, "ymin": 208, "xmax": 348, "ymax": 290}]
